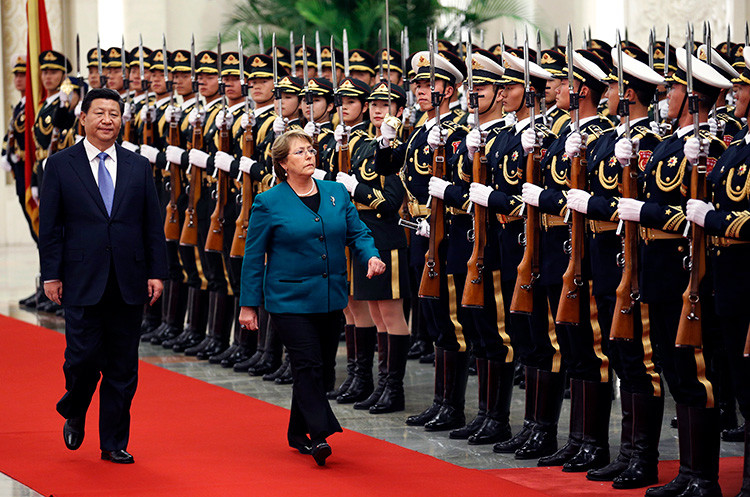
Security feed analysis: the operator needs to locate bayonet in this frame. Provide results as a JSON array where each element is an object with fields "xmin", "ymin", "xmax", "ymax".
[
  {"xmin": 554, "ymin": 28, "xmax": 560, "ymax": 49},
  {"xmin": 315, "ymin": 31, "xmax": 323, "ymax": 78},
  {"xmin": 582, "ymin": 28, "xmax": 587, "ymax": 50},
  {"xmin": 97, "ymin": 34, "xmax": 107, "ymax": 88},
  {"xmin": 272, "ymin": 33, "xmax": 282, "ymax": 117},
  {"xmin": 625, "ymin": 27, "xmax": 629, "ymax": 44},
  {"xmin": 302, "ymin": 34, "xmax": 314, "ymax": 127},
  {"xmin": 617, "ymin": 30, "xmax": 630, "ymax": 140},
  {"xmin": 664, "ymin": 25, "xmax": 671, "ymax": 79},
  {"xmin": 567, "ymin": 25, "xmax": 579, "ymax": 132},
  {"xmin": 500, "ymin": 33, "xmax": 504, "ymax": 68},
  {"xmin": 686, "ymin": 23, "xmax": 700, "ymax": 140},
  {"xmin": 385, "ymin": 0, "xmax": 392, "ymax": 107},
  {"xmin": 343, "ymin": 29, "xmax": 350, "ymax": 77},
  {"xmin": 330, "ymin": 35, "xmax": 345, "ymax": 126},
  {"xmin": 588, "ymin": 26, "xmax": 593, "ymax": 45},
  {"xmin": 537, "ymin": 29, "xmax": 547, "ymax": 125},
  {"xmin": 513, "ymin": 27, "xmax": 517, "ymax": 48},
  {"xmin": 258, "ymin": 25, "xmax": 264, "ymax": 53},
  {"xmin": 239, "ymin": 32, "xmax": 249, "ymax": 116},
  {"xmin": 121, "ymin": 35, "xmax": 129, "ymax": 93},
  {"xmin": 727, "ymin": 25, "xmax": 732, "ymax": 60},
  {"xmin": 746, "ymin": 22, "xmax": 749, "ymax": 47},
  {"xmin": 480, "ymin": 29, "xmax": 485, "ymax": 49},
  {"xmin": 524, "ymin": 27, "xmax": 536, "ymax": 140},
  {"xmin": 163, "ymin": 34, "xmax": 173, "ymax": 109},
  {"xmin": 75, "ymin": 34, "xmax": 84, "ymax": 99},
  {"xmin": 190, "ymin": 34, "xmax": 200, "ymax": 114},
  {"xmin": 378, "ymin": 28, "xmax": 384, "ymax": 81},
  {"xmin": 290, "ymin": 31, "xmax": 296, "ymax": 72},
  {"xmin": 218, "ymin": 32, "xmax": 226, "ymax": 122},
  {"xmin": 467, "ymin": 30, "xmax": 479, "ymax": 133}
]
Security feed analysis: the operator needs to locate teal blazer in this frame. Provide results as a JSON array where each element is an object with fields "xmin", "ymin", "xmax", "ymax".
[{"xmin": 240, "ymin": 179, "xmax": 380, "ymax": 314}]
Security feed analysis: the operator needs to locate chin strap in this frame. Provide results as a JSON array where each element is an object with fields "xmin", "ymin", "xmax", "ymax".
[{"xmin": 480, "ymin": 85, "xmax": 502, "ymax": 116}]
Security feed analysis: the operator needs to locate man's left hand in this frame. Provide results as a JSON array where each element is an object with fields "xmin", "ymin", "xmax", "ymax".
[
  {"xmin": 147, "ymin": 279, "xmax": 163, "ymax": 306},
  {"xmin": 366, "ymin": 257, "xmax": 386, "ymax": 278}
]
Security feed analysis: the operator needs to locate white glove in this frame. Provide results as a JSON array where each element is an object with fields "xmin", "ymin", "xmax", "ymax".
[
  {"xmin": 617, "ymin": 198, "xmax": 645, "ymax": 222},
  {"xmin": 122, "ymin": 103, "xmax": 132, "ymax": 122},
  {"xmin": 121, "ymin": 140, "xmax": 139, "ymax": 153},
  {"xmin": 686, "ymin": 198, "xmax": 714, "ymax": 227},
  {"xmin": 521, "ymin": 182, "xmax": 543, "ymax": 207},
  {"xmin": 684, "ymin": 137, "xmax": 709, "ymax": 164},
  {"xmin": 334, "ymin": 124, "xmax": 350, "ymax": 149},
  {"xmin": 31, "ymin": 186, "xmax": 39, "ymax": 202},
  {"xmin": 466, "ymin": 112, "xmax": 476, "ymax": 128},
  {"xmin": 140, "ymin": 144, "xmax": 159, "ymax": 164},
  {"xmin": 336, "ymin": 171, "xmax": 359, "ymax": 194},
  {"xmin": 214, "ymin": 151, "xmax": 234, "ymax": 172},
  {"xmin": 273, "ymin": 116, "xmax": 286, "ymax": 135},
  {"xmin": 565, "ymin": 132, "xmax": 583, "ymax": 158},
  {"xmin": 74, "ymin": 101, "xmax": 83, "ymax": 118},
  {"xmin": 521, "ymin": 128, "xmax": 537, "ymax": 155},
  {"xmin": 239, "ymin": 156, "xmax": 256, "ymax": 174},
  {"xmin": 504, "ymin": 112, "xmax": 517, "ymax": 126},
  {"xmin": 59, "ymin": 90, "xmax": 70, "ymax": 106},
  {"xmin": 415, "ymin": 218, "xmax": 430, "ymax": 238},
  {"xmin": 312, "ymin": 168, "xmax": 326, "ymax": 180},
  {"xmin": 0, "ymin": 155, "xmax": 11, "ymax": 172},
  {"xmin": 566, "ymin": 189, "xmax": 591, "ymax": 214},
  {"xmin": 402, "ymin": 106, "xmax": 412, "ymax": 123},
  {"xmin": 165, "ymin": 105, "xmax": 182, "ymax": 124},
  {"xmin": 428, "ymin": 176, "xmax": 450, "ymax": 200},
  {"xmin": 240, "ymin": 112, "xmax": 255, "ymax": 130},
  {"xmin": 658, "ymin": 99, "xmax": 668, "ymax": 120},
  {"xmin": 304, "ymin": 121, "xmax": 321, "ymax": 137},
  {"xmin": 188, "ymin": 148, "xmax": 209, "ymax": 169},
  {"xmin": 614, "ymin": 137, "xmax": 639, "ymax": 166},
  {"xmin": 215, "ymin": 110, "xmax": 234, "ymax": 131},
  {"xmin": 75, "ymin": 134, "xmax": 84, "ymax": 144},
  {"xmin": 380, "ymin": 116, "xmax": 398, "ymax": 147},
  {"xmin": 469, "ymin": 182, "xmax": 493, "ymax": 207},
  {"xmin": 41, "ymin": 158, "xmax": 47, "ymax": 171},
  {"xmin": 466, "ymin": 129, "xmax": 482, "ymax": 156},
  {"xmin": 708, "ymin": 117, "xmax": 718, "ymax": 137},
  {"xmin": 139, "ymin": 106, "xmax": 156, "ymax": 123},
  {"xmin": 188, "ymin": 107, "xmax": 205, "ymax": 127},
  {"xmin": 649, "ymin": 121, "xmax": 661, "ymax": 136},
  {"xmin": 166, "ymin": 145, "xmax": 185, "ymax": 164},
  {"xmin": 427, "ymin": 125, "xmax": 449, "ymax": 150}
]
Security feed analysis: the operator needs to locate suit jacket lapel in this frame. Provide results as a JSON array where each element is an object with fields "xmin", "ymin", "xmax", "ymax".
[
  {"xmin": 69, "ymin": 141, "xmax": 109, "ymax": 217},
  {"xmin": 110, "ymin": 145, "xmax": 132, "ymax": 219}
]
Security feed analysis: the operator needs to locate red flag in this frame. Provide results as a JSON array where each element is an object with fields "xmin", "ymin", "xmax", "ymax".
[{"xmin": 24, "ymin": 0, "xmax": 52, "ymax": 236}]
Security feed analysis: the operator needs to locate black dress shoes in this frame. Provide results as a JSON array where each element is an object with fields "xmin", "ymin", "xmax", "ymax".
[
  {"xmin": 63, "ymin": 417, "xmax": 85, "ymax": 450},
  {"xmin": 311, "ymin": 441, "xmax": 331, "ymax": 466},
  {"xmin": 101, "ymin": 449, "xmax": 134, "ymax": 464},
  {"xmin": 288, "ymin": 434, "xmax": 313, "ymax": 455}
]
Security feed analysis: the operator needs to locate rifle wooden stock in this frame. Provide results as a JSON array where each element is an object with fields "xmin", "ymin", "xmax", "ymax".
[
  {"xmin": 179, "ymin": 124, "xmax": 203, "ymax": 247},
  {"xmin": 418, "ymin": 143, "xmax": 446, "ymax": 299},
  {"xmin": 143, "ymin": 118, "xmax": 154, "ymax": 147},
  {"xmin": 462, "ymin": 147, "xmax": 488, "ymax": 308},
  {"xmin": 77, "ymin": 119, "xmax": 85, "ymax": 138},
  {"xmin": 47, "ymin": 128, "xmax": 60, "ymax": 158},
  {"xmin": 338, "ymin": 133, "xmax": 351, "ymax": 174},
  {"xmin": 676, "ymin": 155, "xmax": 707, "ymax": 348},
  {"xmin": 123, "ymin": 119, "xmax": 132, "ymax": 144},
  {"xmin": 611, "ymin": 153, "xmax": 641, "ymax": 340},
  {"xmin": 230, "ymin": 126, "xmax": 255, "ymax": 258},
  {"xmin": 205, "ymin": 124, "xmax": 231, "ymax": 253},
  {"xmin": 510, "ymin": 147, "xmax": 542, "ymax": 315},
  {"xmin": 744, "ymin": 321, "xmax": 750, "ymax": 357},
  {"xmin": 555, "ymin": 150, "xmax": 587, "ymax": 325},
  {"xmin": 164, "ymin": 120, "xmax": 182, "ymax": 242}
]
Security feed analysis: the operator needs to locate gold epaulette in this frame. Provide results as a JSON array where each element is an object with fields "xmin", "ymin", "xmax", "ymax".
[{"xmin": 698, "ymin": 129, "xmax": 728, "ymax": 151}]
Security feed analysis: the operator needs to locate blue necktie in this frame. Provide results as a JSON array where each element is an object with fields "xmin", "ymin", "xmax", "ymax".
[{"xmin": 97, "ymin": 151, "xmax": 114, "ymax": 215}]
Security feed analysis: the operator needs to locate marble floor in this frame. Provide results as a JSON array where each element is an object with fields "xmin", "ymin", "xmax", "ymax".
[{"xmin": 0, "ymin": 243, "xmax": 744, "ymax": 496}]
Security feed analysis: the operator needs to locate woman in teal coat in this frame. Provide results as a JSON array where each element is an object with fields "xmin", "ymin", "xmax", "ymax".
[{"xmin": 239, "ymin": 129, "xmax": 384, "ymax": 466}]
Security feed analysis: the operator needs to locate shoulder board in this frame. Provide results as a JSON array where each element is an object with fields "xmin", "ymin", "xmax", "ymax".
[
  {"xmin": 698, "ymin": 129, "xmax": 727, "ymax": 148},
  {"xmin": 631, "ymin": 125, "xmax": 659, "ymax": 141},
  {"xmin": 441, "ymin": 120, "xmax": 461, "ymax": 131},
  {"xmin": 533, "ymin": 123, "xmax": 552, "ymax": 137}
]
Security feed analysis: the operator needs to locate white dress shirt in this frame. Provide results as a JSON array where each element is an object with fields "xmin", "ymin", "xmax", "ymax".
[{"xmin": 82, "ymin": 138, "xmax": 118, "ymax": 187}]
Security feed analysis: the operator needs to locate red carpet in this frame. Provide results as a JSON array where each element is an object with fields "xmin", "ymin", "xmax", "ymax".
[
  {"xmin": 0, "ymin": 314, "xmax": 553, "ymax": 497},
  {"xmin": 486, "ymin": 458, "xmax": 744, "ymax": 496}
]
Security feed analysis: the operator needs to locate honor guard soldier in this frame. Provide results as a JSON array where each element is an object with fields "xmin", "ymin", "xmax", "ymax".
[
  {"xmin": 302, "ymin": 77, "xmax": 337, "ymax": 171},
  {"xmin": 348, "ymin": 48, "xmax": 376, "ymax": 86},
  {"xmin": 652, "ymin": 41, "xmax": 678, "ymax": 134},
  {"xmin": 519, "ymin": 47, "xmax": 614, "ymax": 469},
  {"xmin": 334, "ymin": 81, "xmax": 411, "ymax": 413},
  {"xmin": 469, "ymin": 48, "xmax": 557, "ymax": 452},
  {"xmin": 697, "ymin": 44, "xmax": 743, "ymax": 145},
  {"xmin": 233, "ymin": 53, "xmax": 291, "ymax": 375},
  {"xmin": 539, "ymin": 49, "xmax": 571, "ymax": 135},
  {"xmin": 319, "ymin": 46, "xmax": 344, "ymax": 84},
  {"xmin": 266, "ymin": 45, "xmax": 292, "ymax": 73},
  {"xmin": 376, "ymin": 48, "xmax": 404, "ymax": 86},
  {"xmin": 684, "ymin": 45, "xmax": 750, "ymax": 497},
  {"xmin": 453, "ymin": 47, "xmax": 525, "ymax": 446},
  {"xmin": 378, "ymin": 47, "xmax": 471, "ymax": 432},
  {"xmin": 86, "ymin": 48, "xmax": 104, "ymax": 89},
  {"xmin": 121, "ymin": 45, "xmax": 153, "ymax": 149},
  {"xmin": 294, "ymin": 44, "xmax": 317, "ymax": 79},
  {"xmin": 568, "ymin": 45, "xmax": 665, "ymax": 489},
  {"xmin": 618, "ymin": 46, "xmax": 731, "ymax": 497},
  {"xmin": 104, "ymin": 46, "xmax": 130, "ymax": 98}
]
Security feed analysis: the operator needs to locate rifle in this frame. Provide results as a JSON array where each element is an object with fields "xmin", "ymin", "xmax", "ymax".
[
  {"xmin": 163, "ymin": 35, "xmax": 182, "ymax": 242},
  {"xmin": 205, "ymin": 34, "xmax": 230, "ymax": 254},
  {"xmin": 660, "ymin": 26, "xmax": 674, "ymax": 137},
  {"xmin": 462, "ymin": 32, "xmax": 487, "ymax": 308},
  {"xmin": 180, "ymin": 36, "xmax": 203, "ymax": 248},
  {"xmin": 336, "ymin": 32, "xmax": 351, "ymax": 175},
  {"xmin": 231, "ymin": 32, "xmax": 255, "ymax": 258},
  {"xmin": 418, "ymin": 27, "xmax": 445, "ymax": 300},
  {"xmin": 510, "ymin": 29, "xmax": 545, "ymax": 315},
  {"xmin": 676, "ymin": 24, "xmax": 707, "ymax": 347},
  {"xmin": 76, "ymin": 35, "xmax": 85, "ymax": 137},
  {"xmin": 140, "ymin": 34, "xmax": 155, "ymax": 148},
  {"xmin": 556, "ymin": 35, "xmax": 586, "ymax": 326},
  {"xmin": 401, "ymin": 28, "xmax": 414, "ymax": 138},
  {"xmin": 121, "ymin": 35, "xmax": 132, "ymax": 142},
  {"xmin": 611, "ymin": 31, "xmax": 641, "ymax": 340}
]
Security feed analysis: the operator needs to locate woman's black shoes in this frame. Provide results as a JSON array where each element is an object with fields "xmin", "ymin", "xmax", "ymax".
[{"xmin": 311, "ymin": 441, "xmax": 332, "ymax": 466}]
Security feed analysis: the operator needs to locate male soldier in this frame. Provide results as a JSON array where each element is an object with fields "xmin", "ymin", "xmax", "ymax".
[
  {"xmin": 469, "ymin": 49, "xmax": 556, "ymax": 452},
  {"xmin": 618, "ymin": 47, "xmax": 730, "ymax": 497},
  {"xmin": 518, "ymin": 49, "xmax": 614, "ymax": 469},
  {"xmin": 652, "ymin": 41, "xmax": 677, "ymax": 134},
  {"xmin": 698, "ymin": 44, "xmax": 743, "ymax": 146},
  {"xmin": 121, "ymin": 45, "xmax": 152, "ymax": 150},
  {"xmin": 685, "ymin": 46, "xmax": 750, "ymax": 496},
  {"xmin": 348, "ymin": 48, "xmax": 376, "ymax": 87},
  {"xmin": 567, "ymin": 47, "xmax": 665, "ymax": 489},
  {"xmin": 104, "ymin": 47, "xmax": 129, "ymax": 99},
  {"xmin": 377, "ymin": 50, "xmax": 470, "ymax": 431},
  {"xmin": 86, "ymin": 48, "xmax": 103, "ymax": 89},
  {"xmin": 320, "ymin": 46, "xmax": 344, "ymax": 84},
  {"xmin": 539, "ymin": 49, "xmax": 571, "ymax": 135}
]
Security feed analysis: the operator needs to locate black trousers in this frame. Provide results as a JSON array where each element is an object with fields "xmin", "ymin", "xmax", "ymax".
[
  {"xmin": 271, "ymin": 311, "xmax": 343, "ymax": 442},
  {"xmin": 56, "ymin": 264, "xmax": 143, "ymax": 451}
]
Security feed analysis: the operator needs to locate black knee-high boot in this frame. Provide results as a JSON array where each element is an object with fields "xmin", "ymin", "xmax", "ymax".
[
  {"xmin": 450, "ymin": 357, "xmax": 488, "ymax": 439},
  {"xmin": 355, "ymin": 331, "xmax": 389, "ymax": 410},
  {"xmin": 495, "ymin": 365, "xmax": 537, "ymax": 453},
  {"xmin": 406, "ymin": 345, "xmax": 444, "ymax": 426},
  {"xmin": 336, "ymin": 326, "xmax": 376, "ymax": 403},
  {"xmin": 468, "ymin": 361, "xmax": 514, "ymax": 445},
  {"xmin": 369, "ymin": 334, "xmax": 410, "ymax": 414},
  {"xmin": 327, "ymin": 323, "xmax": 356, "ymax": 399}
]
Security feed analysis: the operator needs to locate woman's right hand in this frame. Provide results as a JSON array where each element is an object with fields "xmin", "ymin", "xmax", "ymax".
[{"xmin": 239, "ymin": 306, "xmax": 259, "ymax": 330}]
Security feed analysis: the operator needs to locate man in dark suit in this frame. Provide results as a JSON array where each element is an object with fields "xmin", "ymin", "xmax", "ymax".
[{"xmin": 39, "ymin": 88, "xmax": 168, "ymax": 464}]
